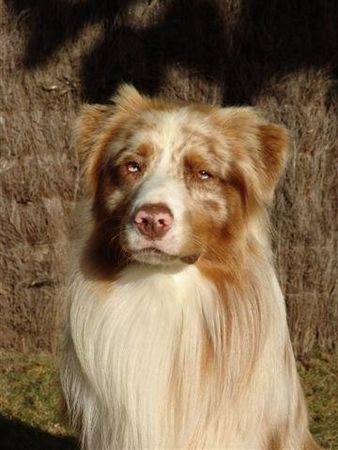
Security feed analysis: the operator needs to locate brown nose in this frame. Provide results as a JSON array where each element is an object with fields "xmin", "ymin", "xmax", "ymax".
[{"xmin": 134, "ymin": 203, "xmax": 173, "ymax": 239}]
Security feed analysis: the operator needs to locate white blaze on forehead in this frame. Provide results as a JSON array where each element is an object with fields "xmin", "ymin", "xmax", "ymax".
[
  {"xmin": 145, "ymin": 108, "xmax": 232, "ymax": 178},
  {"xmin": 137, "ymin": 107, "xmax": 219, "ymax": 166},
  {"xmin": 130, "ymin": 109, "xmax": 199, "ymax": 214},
  {"xmin": 106, "ymin": 107, "xmax": 191, "ymax": 165},
  {"xmin": 142, "ymin": 108, "xmax": 190, "ymax": 170}
]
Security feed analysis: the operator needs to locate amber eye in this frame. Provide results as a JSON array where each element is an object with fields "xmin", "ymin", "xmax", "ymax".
[
  {"xmin": 126, "ymin": 161, "xmax": 141, "ymax": 173},
  {"xmin": 197, "ymin": 170, "xmax": 213, "ymax": 180}
]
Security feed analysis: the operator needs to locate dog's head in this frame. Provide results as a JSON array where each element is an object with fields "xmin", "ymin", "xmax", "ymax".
[{"xmin": 75, "ymin": 85, "xmax": 288, "ymax": 271}]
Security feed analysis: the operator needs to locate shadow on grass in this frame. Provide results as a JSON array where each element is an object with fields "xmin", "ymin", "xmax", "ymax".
[
  {"xmin": 6, "ymin": 0, "xmax": 338, "ymax": 104},
  {"xmin": 0, "ymin": 415, "xmax": 78, "ymax": 450}
]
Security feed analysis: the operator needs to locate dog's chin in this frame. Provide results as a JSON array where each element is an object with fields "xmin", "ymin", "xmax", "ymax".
[
  {"xmin": 130, "ymin": 248, "xmax": 179, "ymax": 266},
  {"xmin": 128, "ymin": 247, "xmax": 201, "ymax": 266}
]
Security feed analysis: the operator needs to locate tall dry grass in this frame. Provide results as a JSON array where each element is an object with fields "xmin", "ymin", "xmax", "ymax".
[{"xmin": 1, "ymin": 0, "xmax": 337, "ymax": 355}]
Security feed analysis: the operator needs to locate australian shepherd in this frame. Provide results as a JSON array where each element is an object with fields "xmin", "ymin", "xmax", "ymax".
[{"xmin": 61, "ymin": 85, "xmax": 320, "ymax": 449}]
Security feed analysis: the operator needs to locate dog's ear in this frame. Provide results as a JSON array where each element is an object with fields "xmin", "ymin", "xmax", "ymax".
[
  {"xmin": 73, "ymin": 85, "xmax": 146, "ymax": 191},
  {"xmin": 73, "ymin": 85, "xmax": 144, "ymax": 163},
  {"xmin": 255, "ymin": 122, "xmax": 289, "ymax": 203},
  {"xmin": 112, "ymin": 84, "xmax": 146, "ymax": 113},
  {"xmin": 221, "ymin": 108, "xmax": 289, "ymax": 205},
  {"xmin": 73, "ymin": 103, "xmax": 112, "ymax": 166},
  {"xmin": 72, "ymin": 103, "xmax": 113, "ymax": 194}
]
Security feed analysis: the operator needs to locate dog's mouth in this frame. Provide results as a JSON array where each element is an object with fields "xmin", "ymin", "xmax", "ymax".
[
  {"xmin": 129, "ymin": 247, "xmax": 200, "ymax": 266},
  {"xmin": 130, "ymin": 247, "xmax": 177, "ymax": 265}
]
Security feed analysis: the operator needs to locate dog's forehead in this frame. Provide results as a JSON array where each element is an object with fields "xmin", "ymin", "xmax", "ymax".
[
  {"xmin": 136, "ymin": 109, "xmax": 190, "ymax": 147},
  {"xmin": 132, "ymin": 107, "xmax": 227, "ymax": 167}
]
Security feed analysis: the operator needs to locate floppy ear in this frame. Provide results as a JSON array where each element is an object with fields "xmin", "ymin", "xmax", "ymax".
[
  {"xmin": 254, "ymin": 122, "xmax": 289, "ymax": 204},
  {"xmin": 73, "ymin": 85, "xmax": 144, "ymax": 162},
  {"xmin": 73, "ymin": 103, "xmax": 111, "ymax": 166},
  {"xmin": 221, "ymin": 108, "xmax": 289, "ymax": 205}
]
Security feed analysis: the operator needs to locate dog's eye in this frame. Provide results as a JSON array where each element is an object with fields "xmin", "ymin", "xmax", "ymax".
[
  {"xmin": 126, "ymin": 161, "xmax": 141, "ymax": 173},
  {"xmin": 198, "ymin": 170, "xmax": 213, "ymax": 180}
]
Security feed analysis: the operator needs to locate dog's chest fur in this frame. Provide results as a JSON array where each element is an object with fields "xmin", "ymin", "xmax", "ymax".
[
  {"xmin": 66, "ymin": 262, "xmax": 289, "ymax": 449},
  {"xmin": 69, "ymin": 265, "xmax": 217, "ymax": 447}
]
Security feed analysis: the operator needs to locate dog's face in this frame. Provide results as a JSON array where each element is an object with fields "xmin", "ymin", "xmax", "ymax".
[{"xmin": 76, "ymin": 86, "xmax": 288, "ymax": 270}]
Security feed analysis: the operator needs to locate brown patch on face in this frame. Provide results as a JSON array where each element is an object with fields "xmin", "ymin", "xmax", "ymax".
[
  {"xmin": 82, "ymin": 145, "xmax": 158, "ymax": 280},
  {"xmin": 190, "ymin": 167, "xmax": 248, "ymax": 273},
  {"xmin": 136, "ymin": 142, "xmax": 153, "ymax": 158},
  {"xmin": 80, "ymin": 200, "xmax": 131, "ymax": 281},
  {"xmin": 87, "ymin": 127, "xmax": 155, "ymax": 219}
]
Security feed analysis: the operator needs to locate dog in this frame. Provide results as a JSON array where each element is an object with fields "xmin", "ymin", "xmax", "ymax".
[{"xmin": 61, "ymin": 85, "xmax": 320, "ymax": 449}]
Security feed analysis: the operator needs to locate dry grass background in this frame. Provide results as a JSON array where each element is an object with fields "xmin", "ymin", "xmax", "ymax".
[{"xmin": 0, "ymin": 0, "xmax": 337, "ymax": 357}]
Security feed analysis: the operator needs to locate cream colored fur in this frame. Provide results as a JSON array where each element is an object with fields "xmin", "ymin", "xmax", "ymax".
[{"xmin": 62, "ymin": 223, "xmax": 310, "ymax": 449}]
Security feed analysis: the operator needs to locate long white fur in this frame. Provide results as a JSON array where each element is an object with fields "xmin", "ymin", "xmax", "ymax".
[{"xmin": 62, "ymin": 233, "xmax": 309, "ymax": 449}]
